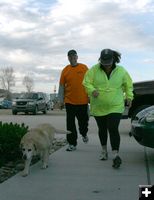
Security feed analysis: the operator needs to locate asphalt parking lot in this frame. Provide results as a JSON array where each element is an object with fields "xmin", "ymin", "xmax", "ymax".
[{"xmin": 0, "ymin": 109, "xmax": 154, "ymax": 200}]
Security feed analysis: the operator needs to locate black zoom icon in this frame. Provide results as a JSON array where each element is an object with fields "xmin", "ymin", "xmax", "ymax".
[{"xmin": 139, "ymin": 185, "xmax": 154, "ymax": 199}]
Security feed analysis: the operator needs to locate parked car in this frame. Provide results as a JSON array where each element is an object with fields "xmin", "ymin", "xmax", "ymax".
[
  {"xmin": 51, "ymin": 100, "xmax": 54, "ymax": 110},
  {"xmin": 43, "ymin": 93, "xmax": 51, "ymax": 110},
  {"xmin": 0, "ymin": 99, "xmax": 12, "ymax": 109},
  {"xmin": 12, "ymin": 92, "xmax": 48, "ymax": 115},
  {"xmin": 127, "ymin": 80, "xmax": 154, "ymax": 120},
  {"xmin": 130, "ymin": 106, "xmax": 154, "ymax": 148}
]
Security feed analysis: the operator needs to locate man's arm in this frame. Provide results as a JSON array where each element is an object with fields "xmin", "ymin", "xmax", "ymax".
[{"xmin": 58, "ymin": 84, "xmax": 64, "ymax": 104}]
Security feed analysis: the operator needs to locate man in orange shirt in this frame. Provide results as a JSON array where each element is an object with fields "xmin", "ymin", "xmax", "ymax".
[{"xmin": 58, "ymin": 50, "xmax": 89, "ymax": 151}]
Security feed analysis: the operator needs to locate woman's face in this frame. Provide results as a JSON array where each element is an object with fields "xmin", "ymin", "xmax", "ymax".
[
  {"xmin": 100, "ymin": 62, "xmax": 113, "ymax": 71},
  {"xmin": 103, "ymin": 64, "xmax": 112, "ymax": 69}
]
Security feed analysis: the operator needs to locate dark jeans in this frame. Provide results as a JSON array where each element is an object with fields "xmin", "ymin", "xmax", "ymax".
[
  {"xmin": 65, "ymin": 103, "xmax": 89, "ymax": 146},
  {"xmin": 94, "ymin": 113, "xmax": 122, "ymax": 151}
]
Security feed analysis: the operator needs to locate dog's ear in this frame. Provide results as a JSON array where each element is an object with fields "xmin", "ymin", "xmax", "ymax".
[{"xmin": 20, "ymin": 143, "xmax": 23, "ymax": 149}]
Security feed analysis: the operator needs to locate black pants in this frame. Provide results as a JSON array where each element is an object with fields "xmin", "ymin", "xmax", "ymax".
[
  {"xmin": 65, "ymin": 103, "xmax": 89, "ymax": 146},
  {"xmin": 94, "ymin": 113, "xmax": 122, "ymax": 151}
]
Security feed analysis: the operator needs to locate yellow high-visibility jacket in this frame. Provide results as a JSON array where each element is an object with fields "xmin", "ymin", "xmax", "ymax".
[{"xmin": 83, "ymin": 64, "xmax": 134, "ymax": 116}]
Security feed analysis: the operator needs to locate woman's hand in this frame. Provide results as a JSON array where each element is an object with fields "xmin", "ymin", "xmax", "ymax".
[
  {"xmin": 126, "ymin": 99, "xmax": 132, "ymax": 108},
  {"xmin": 92, "ymin": 90, "xmax": 99, "ymax": 98}
]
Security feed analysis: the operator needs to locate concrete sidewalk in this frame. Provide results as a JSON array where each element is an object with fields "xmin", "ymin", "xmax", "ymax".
[{"xmin": 0, "ymin": 119, "xmax": 154, "ymax": 200}]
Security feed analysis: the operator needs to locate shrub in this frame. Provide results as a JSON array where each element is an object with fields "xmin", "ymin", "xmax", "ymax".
[{"xmin": 0, "ymin": 122, "xmax": 28, "ymax": 167}]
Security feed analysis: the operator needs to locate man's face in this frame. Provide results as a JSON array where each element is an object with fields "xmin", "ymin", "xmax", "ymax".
[{"xmin": 68, "ymin": 54, "xmax": 78, "ymax": 66}]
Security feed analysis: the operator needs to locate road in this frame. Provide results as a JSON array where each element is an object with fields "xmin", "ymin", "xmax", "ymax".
[{"xmin": 0, "ymin": 109, "xmax": 66, "ymax": 128}]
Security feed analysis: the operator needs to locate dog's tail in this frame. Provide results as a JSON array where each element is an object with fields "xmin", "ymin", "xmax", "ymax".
[{"xmin": 54, "ymin": 129, "xmax": 71, "ymax": 134}]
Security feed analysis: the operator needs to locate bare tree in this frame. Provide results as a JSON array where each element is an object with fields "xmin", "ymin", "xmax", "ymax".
[
  {"xmin": 0, "ymin": 67, "xmax": 15, "ymax": 99},
  {"xmin": 23, "ymin": 75, "xmax": 34, "ymax": 93}
]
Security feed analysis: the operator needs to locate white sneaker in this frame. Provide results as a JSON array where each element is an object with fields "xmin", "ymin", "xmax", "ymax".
[
  {"xmin": 82, "ymin": 136, "xmax": 89, "ymax": 143},
  {"xmin": 99, "ymin": 151, "xmax": 108, "ymax": 160},
  {"xmin": 66, "ymin": 145, "xmax": 76, "ymax": 151}
]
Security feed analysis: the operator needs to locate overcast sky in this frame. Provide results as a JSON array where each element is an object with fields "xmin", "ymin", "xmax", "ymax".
[{"xmin": 0, "ymin": 0, "xmax": 154, "ymax": 94}]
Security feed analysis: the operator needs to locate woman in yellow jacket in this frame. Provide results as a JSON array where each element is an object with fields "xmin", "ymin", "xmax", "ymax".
[{"xmin": 83, "ymin": 49, "xmax": 133, "ymax": 168}]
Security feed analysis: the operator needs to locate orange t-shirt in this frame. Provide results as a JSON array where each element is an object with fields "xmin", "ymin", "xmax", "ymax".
[{"xmin": 59, "ymin": 63, "xmax": 89, "ymax": 105}]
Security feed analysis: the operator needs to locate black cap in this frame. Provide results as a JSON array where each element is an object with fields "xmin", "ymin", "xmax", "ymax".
[
  {"xmin": 100, "ymin": 49, "xmax": 113, "ymax": 65},
  {"xmin": 67, "ymin": 49, "xmax": 77, "ymax": 56}
]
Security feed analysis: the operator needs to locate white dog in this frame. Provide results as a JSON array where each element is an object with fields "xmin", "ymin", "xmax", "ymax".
[{"xmin": 20, "ymin": 123, "xmax": 70, "ymax": 177}]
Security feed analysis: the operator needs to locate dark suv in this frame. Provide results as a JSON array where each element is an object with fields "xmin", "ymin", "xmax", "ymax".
[
  {"xmin": 123, "ymin": 80, "xmax": 154, "ymax": 119},
  {"xmin": 12, "ymin": 92, "xmax": 48, "ymax": 115}
]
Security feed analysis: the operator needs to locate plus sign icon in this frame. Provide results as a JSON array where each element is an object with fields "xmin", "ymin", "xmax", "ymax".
[{"xmin": 139, "ymin": 185, "xmax": 154, "ymax": 199}]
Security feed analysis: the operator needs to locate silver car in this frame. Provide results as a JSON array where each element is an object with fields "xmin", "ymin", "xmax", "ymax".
[{"xmin": 12, "ymin": 92, "xmax": 47, "ymax": 115}]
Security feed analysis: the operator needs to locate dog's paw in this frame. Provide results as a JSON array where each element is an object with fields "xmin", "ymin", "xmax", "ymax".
[
  {"xmin": 41, "ymin": 164, "xmax": 48, "ymax": 169},
  {"xmin": 21, "ymin": 171, "xmax": 29, "ymax": 177}
]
